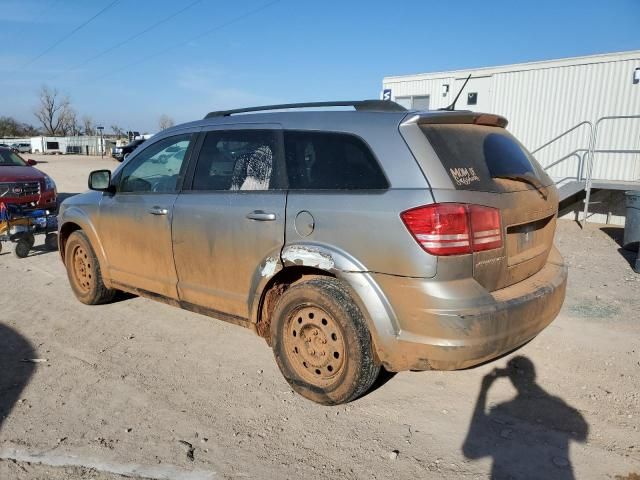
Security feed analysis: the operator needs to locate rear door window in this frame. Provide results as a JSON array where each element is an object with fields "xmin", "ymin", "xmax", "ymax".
[
  {"xmin": 420, "ymin": 124, "xmax": 551, "ymax": 191},
  {"xmin": 284, "ymin": 131, "xmax": 388, "ymax": 190},
  {"xmin": 191, "ymin": 130, "xmax": 283, "ymax": 191}
]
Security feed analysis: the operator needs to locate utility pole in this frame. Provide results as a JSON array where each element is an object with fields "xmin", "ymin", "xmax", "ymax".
[{"xmin": 97, "ymin": 126, "xmax": 104, "ymax": 158}]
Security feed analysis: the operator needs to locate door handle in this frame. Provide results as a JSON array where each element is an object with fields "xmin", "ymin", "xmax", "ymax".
[
  {"xmin": 148, "ymin": 206, "xmax": 169, "ymax": 216},
  {"xmin": 246, "ymin": 210, "xmax": 276, "ymax": 221}
]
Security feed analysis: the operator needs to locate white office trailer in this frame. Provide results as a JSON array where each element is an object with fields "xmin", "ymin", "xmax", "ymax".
[
  {"xmin": 382, "ymin": 50, "xmax": 640, "ymax": 224},
  {"xmin": 30, "ymin": 136, "xmax": 106, "ymax": 155},
  {"xmin": 0, "ymin": 136, "xmax": 108, "ymax": 155}
]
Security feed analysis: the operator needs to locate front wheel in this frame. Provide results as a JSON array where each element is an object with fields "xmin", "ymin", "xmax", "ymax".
[
  {"xmin": 64, "ymin": 230, "xmax": 116, "ymax": 305},
  {"xmin": 271, "ymin": 276, "xmax": 380, "ymax": 405}
]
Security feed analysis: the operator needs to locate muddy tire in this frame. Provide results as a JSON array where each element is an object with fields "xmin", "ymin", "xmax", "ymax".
[
  {"xmin": 64, "ymin": 230, "xmax": 115, "ymax": 305},
  {"xmin": 271, "ymin": 276, "xmax": 380, "ymax": 405}
]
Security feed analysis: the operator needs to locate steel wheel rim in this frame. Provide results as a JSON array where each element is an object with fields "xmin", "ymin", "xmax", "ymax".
[
  {"xmin": 71, "ymin": 245, "xmax": 93, "ymax": 293},
  {"xmin": 283, "ymin": 305, "xmax": 346, "ymax": 386}
]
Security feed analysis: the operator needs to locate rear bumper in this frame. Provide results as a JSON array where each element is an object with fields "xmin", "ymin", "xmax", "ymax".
[{"xmin": 371, "ymin": 247, "xmax": 567, "ymax": 371}]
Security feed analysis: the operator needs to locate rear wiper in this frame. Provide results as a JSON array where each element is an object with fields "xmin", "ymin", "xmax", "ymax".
[{"xmin": 493, "ymin": 173, "xmax": 547, "ymax": 198}]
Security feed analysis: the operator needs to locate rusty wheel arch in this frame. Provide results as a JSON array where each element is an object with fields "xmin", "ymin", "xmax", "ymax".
[
  {"xmin": 59, "ymin": 222, "xmax": 82, "ymax": 262},
  {"xmin": 256, "ymin": 266, "xmax": 335, "ymax": 343}
]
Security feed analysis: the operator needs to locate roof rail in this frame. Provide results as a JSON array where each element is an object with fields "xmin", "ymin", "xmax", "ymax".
[{"xmin": 204, "ymin": 100, "xmax": 406, "ymax": 119}]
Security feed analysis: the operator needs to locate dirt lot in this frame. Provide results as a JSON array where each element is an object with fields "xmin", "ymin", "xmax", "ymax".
[{"xmin": 1, "ymin": 154, "xmax": 639, "ymax": 479}]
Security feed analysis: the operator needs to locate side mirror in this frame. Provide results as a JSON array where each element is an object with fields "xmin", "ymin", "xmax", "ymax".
[
  {"xmin": 27, "ymin": 159, "xmax": 37, "ymax": 166},
  {"xmin": 88, "ymin": 170, "xmax": 114, "ymax": 192}
]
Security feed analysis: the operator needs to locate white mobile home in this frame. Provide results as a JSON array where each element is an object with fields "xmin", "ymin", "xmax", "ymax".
[
  {"xmin": 30, "ymin": 136, "xmax": 105, "ymax": 155},
  {"xmin": 382, "ymin": 50, "xmax": 640, "ymax": 224}
]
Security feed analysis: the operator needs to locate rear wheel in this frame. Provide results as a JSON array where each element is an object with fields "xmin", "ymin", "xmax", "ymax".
[
  {"xmin": 65, "ymin": 230, "xmax": 116, "ymax": 305},
  {"xmin": 271, "ymin": 276, "xmax": 380, "ymax": 405}
]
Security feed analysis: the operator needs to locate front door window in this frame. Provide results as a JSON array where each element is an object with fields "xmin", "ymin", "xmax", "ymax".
[
  {"xmin": 191, "ymin": 130, "xmax": 282, "ymax": 191},
  {"xmin": 119, "ymin": 134, "xmax": 192, "ymax": 193}
]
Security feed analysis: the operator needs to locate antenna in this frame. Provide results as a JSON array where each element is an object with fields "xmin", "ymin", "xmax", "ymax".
[{"xmin": 440, "ymin": 74, "xmax": 472, "ymax": 111}]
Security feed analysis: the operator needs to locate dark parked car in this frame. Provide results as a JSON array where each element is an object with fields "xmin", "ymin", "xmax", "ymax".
[
  {"xmin": 0, "ymin": 147, "xmax": 57, "ymax": 210},
  {"xmin": 111, "ymin": 139, "xmax": 146, "ymax": 162}
]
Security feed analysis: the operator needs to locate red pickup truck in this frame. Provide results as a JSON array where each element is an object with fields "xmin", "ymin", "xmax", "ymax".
[{"xmin": 0, "ymin": 147, "xmax": 57, "ymax": 210}]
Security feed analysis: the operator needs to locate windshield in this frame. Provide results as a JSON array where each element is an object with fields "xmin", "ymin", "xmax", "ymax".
[{"xmin": 0, "ymin": 149, "xmax": 27, "ymax": 166}]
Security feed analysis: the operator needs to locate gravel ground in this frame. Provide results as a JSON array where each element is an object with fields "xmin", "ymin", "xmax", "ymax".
[{"xmin": 0, "ymin": 155, "xmax": 638, "ymax": 479}]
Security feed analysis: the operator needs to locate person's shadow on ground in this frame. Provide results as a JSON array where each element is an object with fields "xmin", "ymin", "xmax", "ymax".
[
  {"xmin": 0, "ymin": 323, "xmax": 35, "ymax": 430},
  {"xmin": 462, "ymin": 356, "xmax": 588, "ymax": 479}
]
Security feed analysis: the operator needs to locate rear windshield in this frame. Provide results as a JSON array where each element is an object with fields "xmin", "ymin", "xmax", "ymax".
[{"xmin": 420, "ymin": 124, "xmax": 550, "ymax": 191}]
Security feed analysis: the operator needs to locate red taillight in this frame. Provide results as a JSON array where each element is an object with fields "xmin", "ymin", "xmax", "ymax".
[
  {"xmin": 400, "ymin": 203, "xmax": 502, "ymax": 256},
  {"xmin": 468, "ymin": 205, "xmax": 502, "ymax": 251},
  {"xmin": 401, "ymin": 203, "xmax": 471, "ymax": 255}
]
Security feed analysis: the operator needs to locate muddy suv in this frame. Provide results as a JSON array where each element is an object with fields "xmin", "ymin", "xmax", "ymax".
[{"xmin": 58, "ymin": 101, "xmax": 567, "ymax": 405}]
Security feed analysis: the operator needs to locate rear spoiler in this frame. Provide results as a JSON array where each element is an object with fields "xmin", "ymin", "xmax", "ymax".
[{"xmin": 403, "ymin": 111, "xmax": 508, "ymax": 128}]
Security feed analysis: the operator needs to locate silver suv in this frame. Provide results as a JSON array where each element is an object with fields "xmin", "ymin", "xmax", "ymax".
[{"xmin": 59, "ymin": 101, "xmax": 568, "ymax": 405}]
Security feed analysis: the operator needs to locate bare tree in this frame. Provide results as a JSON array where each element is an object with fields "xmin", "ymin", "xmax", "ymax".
[
  {"xmin": 158, "ymin": 114, "xmax": 175, "ymax": 131},
  {"xmin": 59, "ymin": 108, "xmax": 80, "ymax": 136},
  {"xmin": 34, "ymin": 86, "xmax": 74, "ymax": 135},
  {"xmin": 0, "ymin": 116, "xmax": 40, "ymax": 137},
  {"xmin": 110, "ymin": 124, "xmax": 125, "ymax": 138},
  {"xmin": 82, "ymin": 115, "xmax": 95, "ymax": 136}
]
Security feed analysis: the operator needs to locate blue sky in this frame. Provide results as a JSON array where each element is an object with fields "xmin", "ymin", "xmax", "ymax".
[{"xmin": 1, "ymin": 0, "xmax": 638, "ymax": 132}]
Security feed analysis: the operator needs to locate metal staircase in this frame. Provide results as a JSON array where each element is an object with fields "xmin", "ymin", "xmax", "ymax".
[{"xmin": 532, "ymin": 115, "xmax": 640, "ymax": 223}]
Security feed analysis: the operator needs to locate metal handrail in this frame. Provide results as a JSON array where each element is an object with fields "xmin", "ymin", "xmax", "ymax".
[
  {"xmin": 590, "ymin": 149, "xmax": 640, "ymax": 154},
  {"xmin": 582, "ymin": 115, "xmax": 640, "ymax": 224},
  {"xmin": 543, "ymin": 147, "xmax": 640, "ymax": 202},
  {"xmin": 531, "ymin": 121, "xmax": 593, "ymax": 155},
  {"xmin": 543, "ymin": 149, "xmax": 640, "ymax": 171},
  {"xmin": 531, "ymin": 121, "xmax": 594, "ymax": 194},
  {"xmin": 542, "ymin": 149, "xmax": 586, "ymax": 177},
  {"xmin": 532, "ymin": 116, "xmax": 640, "ymax": 226}
]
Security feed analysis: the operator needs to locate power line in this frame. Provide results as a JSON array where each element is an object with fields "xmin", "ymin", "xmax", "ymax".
[
  {"xmin": 91, "ymin": 0, "xmax": 281, "ymax": 82},
  {"xmin": 23, "ymin": 0, "xmax": 121, "ymax": 68},
  {"xmin": 69, "ymin": 0, "xmax": 206, "ymax": 71}
]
